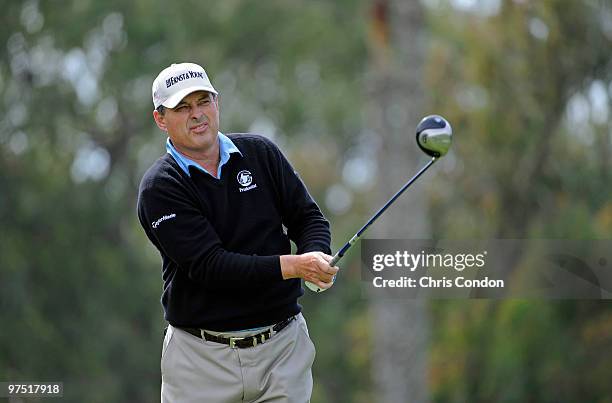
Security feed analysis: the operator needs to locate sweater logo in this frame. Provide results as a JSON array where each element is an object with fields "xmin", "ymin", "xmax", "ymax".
[
  {"xmin": 237, "ymin": 170, "xmax": 257, "ymax": 192},
  {"xmin": 152, "ymin": 213, "xmax": 176, "ymax": 229}
]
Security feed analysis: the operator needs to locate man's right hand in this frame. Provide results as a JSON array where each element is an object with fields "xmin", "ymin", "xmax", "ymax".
[{"xmin": 280, "ymin": 252, "xmax": 339, "ymax": 291}]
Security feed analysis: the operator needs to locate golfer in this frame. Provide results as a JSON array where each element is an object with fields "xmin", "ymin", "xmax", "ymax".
[{"xmin": 137, "ymin": 62, "xmax": 338, "ymax": 403}]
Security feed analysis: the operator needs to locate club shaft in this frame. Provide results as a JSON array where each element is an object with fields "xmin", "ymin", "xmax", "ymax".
[{"xmin": 329, "ymin": 157, "xmax": 437, "ymax": 267}]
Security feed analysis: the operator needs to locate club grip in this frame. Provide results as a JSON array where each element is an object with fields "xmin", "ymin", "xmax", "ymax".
[{"xmin": 305, "ymin": 251, "xmax": 343, "ymax": 293}]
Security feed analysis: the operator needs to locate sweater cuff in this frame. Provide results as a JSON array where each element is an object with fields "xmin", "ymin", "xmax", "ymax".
[
  {"xmin": 299, "ymin": 243, "xmax": 332, "ymax": 255},
  {"xmin": 261, "ymin": 255, "xmax": 283, "ymax": 281}
]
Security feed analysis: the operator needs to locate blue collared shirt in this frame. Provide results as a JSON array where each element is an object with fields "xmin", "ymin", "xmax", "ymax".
[{"xmin": 166, "ymin": 132, "xmax": 242, "ymax": 179}]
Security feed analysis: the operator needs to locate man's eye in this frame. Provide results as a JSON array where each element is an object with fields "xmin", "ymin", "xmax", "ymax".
[
  {"xmin": 176, "ymin": 106, "xmax": 188, "ymax": 111},
  {"xmin": 200, "ymin": 99, "xmax": 211, "ymax": 106}
]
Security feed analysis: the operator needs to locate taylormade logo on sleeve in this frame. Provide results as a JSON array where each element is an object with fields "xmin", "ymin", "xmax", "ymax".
[{"xmin": 152, "ymin": 213, "xmax": 177, "ymax": 229}]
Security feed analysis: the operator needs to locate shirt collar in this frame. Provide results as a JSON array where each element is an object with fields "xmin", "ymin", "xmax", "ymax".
[{"xmin": 166, "ymin": 132, "xmax": 242, "ymax": 178}]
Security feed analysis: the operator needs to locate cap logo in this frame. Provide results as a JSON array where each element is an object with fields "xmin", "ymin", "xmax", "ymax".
[{"xmin": 165, "ymin": 71, "xmax": 205, "ymax": 88}]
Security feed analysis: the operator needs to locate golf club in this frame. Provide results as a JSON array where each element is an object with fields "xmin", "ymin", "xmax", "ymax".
[{"xmin": 306, "ymin": 115, "xmax": 453, "ymax": 292}]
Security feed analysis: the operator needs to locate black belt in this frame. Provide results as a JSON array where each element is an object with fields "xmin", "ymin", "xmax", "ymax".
[{"xmin": 179, "ymin": 316, "xmax": 296, "ymax": 349}]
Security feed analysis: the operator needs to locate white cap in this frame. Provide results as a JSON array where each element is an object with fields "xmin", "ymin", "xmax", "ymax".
[{"xmin": 152, "ymin": 62, "xmax": 218, "ymax": 109}]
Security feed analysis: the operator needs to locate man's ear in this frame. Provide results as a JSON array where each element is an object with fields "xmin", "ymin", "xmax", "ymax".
[{"xmin": 153, "ymin": 110, "xmax": 167, "ymax": 132}]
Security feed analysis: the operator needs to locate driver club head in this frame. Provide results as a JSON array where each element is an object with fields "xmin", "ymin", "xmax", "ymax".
[{"xmin": 416, "ymin": 115, "xmax": 452, "ymax": 158}]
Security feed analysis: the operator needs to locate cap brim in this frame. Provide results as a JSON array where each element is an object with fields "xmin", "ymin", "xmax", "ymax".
[{"xmin": 162, "ymin": 85, "xmax": 219, "ymax": 108}]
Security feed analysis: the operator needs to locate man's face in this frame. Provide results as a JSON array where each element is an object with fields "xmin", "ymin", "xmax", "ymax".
[{"xmin": 153, "ymin": 90, "xmax": 220, "ymax": 156}]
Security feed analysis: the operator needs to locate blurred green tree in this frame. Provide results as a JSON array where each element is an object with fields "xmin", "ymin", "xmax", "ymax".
[
  {"xmin": 3, "ymin": 0, "xmax": 612, "ymax": 402},
  {"xmin": 0, "ymin": 1, "xmax": 371, "ymax": 401},
  {"xmin": 365, "ymin": 0, "xmax": 430, "ymax": 402},
  {"xmin": 425, "ymin": 1, "xmax": 612, "ymax": 402}
]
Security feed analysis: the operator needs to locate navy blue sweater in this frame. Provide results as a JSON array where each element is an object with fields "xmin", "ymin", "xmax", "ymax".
[{"xmin": 137, "ymin": 134, "xmax": 331, "ymax": 331}]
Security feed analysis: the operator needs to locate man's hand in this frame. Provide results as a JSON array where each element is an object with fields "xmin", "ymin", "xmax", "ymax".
[{"xmin": 280, "ymin": 252, "xmax": 340, "ymax": 290}]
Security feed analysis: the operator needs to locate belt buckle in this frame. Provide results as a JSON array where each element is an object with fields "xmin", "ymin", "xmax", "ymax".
[{"xmin": 229, "ymin": 336, "xmax": 245, "ymax": 349}]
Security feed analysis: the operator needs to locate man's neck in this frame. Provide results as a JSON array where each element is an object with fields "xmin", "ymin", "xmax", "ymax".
[{"xmin": 175, "ymin": 142, "xmax": 220, "ymax": 178}]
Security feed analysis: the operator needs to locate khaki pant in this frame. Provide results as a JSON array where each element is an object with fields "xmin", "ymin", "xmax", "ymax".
[{"xmin": 161, "ymin": 314, "xmax": 315, "ymax": 403}]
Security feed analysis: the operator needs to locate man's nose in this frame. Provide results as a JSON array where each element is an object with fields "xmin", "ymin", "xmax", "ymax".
[{"xmin": 191, "ymin": 104, "xmax": 205, "ymax": 119}]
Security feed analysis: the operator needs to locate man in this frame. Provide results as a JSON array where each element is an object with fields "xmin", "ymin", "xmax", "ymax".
[{"xmin": 137, "ymin": 62, "xmax": 338, "ymax": 403}]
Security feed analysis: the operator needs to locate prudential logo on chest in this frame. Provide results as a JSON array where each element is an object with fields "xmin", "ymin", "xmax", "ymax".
[{"xmin": 237, "ymin": 170, "xmax": 257, "ymax": 192}]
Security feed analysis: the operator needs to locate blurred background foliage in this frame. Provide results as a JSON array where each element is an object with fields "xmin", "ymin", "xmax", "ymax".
[{"xmin": 1, "ymin": 0, "xmax": 611, "ymax": 402}]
